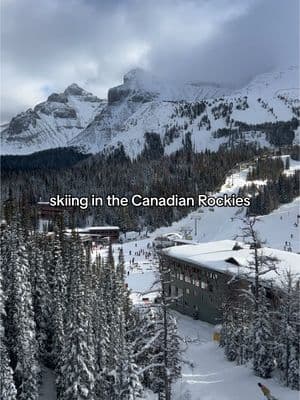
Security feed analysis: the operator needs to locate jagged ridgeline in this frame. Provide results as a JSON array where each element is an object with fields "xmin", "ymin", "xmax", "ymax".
[
  {"xmin": 1, "ymin": 138, "xmax": 265, "ymax": 231},
  {"xmin": 1, "ymin": 66, "xmax": 299, "ymax": 157}
]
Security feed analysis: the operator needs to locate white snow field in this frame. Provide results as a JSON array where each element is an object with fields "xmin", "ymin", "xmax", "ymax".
[
  {"xmin": 164, "ymin": 312, "xmax": 298, "ymax": 400},
  {"xmin": 39, "ymin": 367, "xmax": 57, "ymax": 400}
]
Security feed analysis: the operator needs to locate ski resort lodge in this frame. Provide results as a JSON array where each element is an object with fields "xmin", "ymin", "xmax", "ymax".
[
  {"xmin": 162, "ymin": 240, "xmax": 300, "ymax": 324},
  {"xmin": 64, "ymin": 226, "xmax": 120, "ymax": 243},
  {"xmin": 37, "ymin": 202, "xmax": 120, "ymax": 243}
]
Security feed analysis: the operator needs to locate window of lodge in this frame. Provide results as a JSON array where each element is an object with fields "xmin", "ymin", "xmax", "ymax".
[
  {"xmin": 201, "ymin": 281, "xmax": 208, "ymax": 290},
  {"xmin": 171, "ymin": 285, "xmax": 177, "ymax": 297},
  {"xmin": 193, "ymin": 278, "xmax": 200, "ymax": 287}
]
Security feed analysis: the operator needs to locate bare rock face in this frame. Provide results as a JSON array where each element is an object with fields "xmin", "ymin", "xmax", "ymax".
[
  {"xmin": 107, "ymin": 84, "xmax": 155, "ymax": 104},
  {"xmin": 108, "ymin": 69, "xmax": 158, "ymax": 105},
  {"xmin": 53, "ymin": 108, "xmax": 77, "ymax": 119},
  {"xmin": 7, "ymin": 110, "xmax": 40, "ymax": 136},
  {"xmin": 47, "ymin": 93, "xmax": 68, "ymax": 103},
  {"xmin": 107, "ymin": 86, "xmax": 131, "ymax": 104}
]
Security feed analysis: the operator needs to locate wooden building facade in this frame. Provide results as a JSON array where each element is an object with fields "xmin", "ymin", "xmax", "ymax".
[{"xmin": 163, "ymin": 254, "xmax": 231, "ymax": 324}]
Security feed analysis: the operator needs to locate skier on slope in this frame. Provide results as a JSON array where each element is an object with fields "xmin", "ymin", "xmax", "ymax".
[{"xmin": 258, "ymin": 382, "xmax": 278, "ymax": 400}]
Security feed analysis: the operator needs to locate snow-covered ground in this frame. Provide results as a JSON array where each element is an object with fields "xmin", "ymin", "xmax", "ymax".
[
  {"xmin": 39, "ymin": 367, "xmax": 57, "ymax": 400},
  {"xmin": 169, "ymin": 313, "xmax": 298, "ymax": 400}
]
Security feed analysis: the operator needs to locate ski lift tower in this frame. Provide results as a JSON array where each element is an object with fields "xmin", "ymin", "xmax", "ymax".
[{"xmin": 190, "ymin": 212, "xmax": 202, "ymax": 239}]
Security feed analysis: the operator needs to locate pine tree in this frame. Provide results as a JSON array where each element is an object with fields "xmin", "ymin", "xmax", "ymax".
[
  {"xmin": 220, "ymin": 296, "xmax": 238, "ymax": 362},
  {"xmin": 0, "ymin": 253, "xmax": 17, "ymax": 400},
  {"xmin": 277, "ymin": 272, "xmax": 300, "ymax": 389},
  {"xmin": 3, "ymin": 219, "xmax": 39, "ymax": 400},
  {"xmin": 91, "ymin": 256, "xmax": 110, "ymax": 399},
  {"xmin": 150, "ymin": 255, "xmax": 182, "ymax": 400},
  {"xmin": 235, "ymin": 216, "xmax": 277, "ymax": 311},
  {"xmin": 58, "ymin": 237, "xmax": 96, "ymax": 400},
  {"xmin": 234, "ymin": 217, "xmax": 278, "ymax": 378},
  {"xmin": 116, "ymin": 248, "xmax": 143, "ymax": 400},
  {"xmin": 252, "ymin": 288, "xmax": 275, "ymax": 378},
  {"xmin": 28, "ymin": 234, "xmax": 51, "ymax": 361},
  {"xmin": 51, "ymin": 234, "xmax": 67, "ymax": 367},
  {"xmin": 0, "ymin": 346, "xmax": 17, "ymax": 400}
]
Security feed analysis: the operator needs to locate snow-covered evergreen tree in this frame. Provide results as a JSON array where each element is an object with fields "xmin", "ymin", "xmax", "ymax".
[
  {"xmin": 28, "ymin": 234, "xmax": 51, "ymax": 360},
  {"xmin": 58, "ymin": 236, "xmax": 96, "ymax": 400},
  {"xmin": 220, "ymin": 298, "xmax": 238, "ymax": 362},
  {"xmin": 252, "ymin": 287, "xmax": 275, "ymax": 378},
  {"xmin": 235, "ymin": 217, "xmax": 277, "ymax": 378},
  {"xmin": 147, "ymin": 255, "xmax": 182, "ymax": 400},
  {"xmin": 0, "ymin": 346, "xmax": 17, "ymax": 400},
  {"xmin": 277, "ymin": 271, "xmax": 300, "ymax": 389},
  {"xmin": 50, "ymin": 234, "xmax": 67, "ymax": 367},
  {"xmin": 3, "ymin": 219, "xmax": 39, "ymax": 400},
  {"xmin": 0, "ymin": 252, "xmax": 17, "ymax": 400}
]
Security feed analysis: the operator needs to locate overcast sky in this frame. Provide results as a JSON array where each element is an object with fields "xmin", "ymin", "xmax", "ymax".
[{"xmin": 1, "ymin": 0, "xmax": 299, "ymax": 122}]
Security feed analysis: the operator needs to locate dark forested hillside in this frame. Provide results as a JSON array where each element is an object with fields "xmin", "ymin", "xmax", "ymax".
[
  {"xmin": 1, "ymin": 147, "xmax": 91, "ymax": 172},
  {"xmin": 1, "ymin": 140, "xmax": 264, "ymax": 231}
]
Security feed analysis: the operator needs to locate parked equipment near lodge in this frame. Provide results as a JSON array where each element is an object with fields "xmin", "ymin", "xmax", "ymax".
[
  {"xmin": 64, "ymin": 227, "xmax": 120, "ymax": 243},
  {"xmin": 153, "ymin": 232, "xmax": 196, "ymax": 249},
  {"xmin": 153, "ymin": 233, "xmax": 183, "ymax": 249}
]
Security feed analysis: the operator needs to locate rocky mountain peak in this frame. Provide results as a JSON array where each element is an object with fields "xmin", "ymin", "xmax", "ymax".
[
  {"xmin": 123, "ymin": 68, "xmax": 152, "ymax": 85},
  {"xmin": 64, "ymin": 83, "xmax": 87, "ymax": 96}
]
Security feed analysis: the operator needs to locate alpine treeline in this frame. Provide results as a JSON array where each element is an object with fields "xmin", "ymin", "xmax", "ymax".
[
  {"xmin": 220, "ymin": 217, "xmax": 300, "ymax": 390},
  {"xmin": 0, "ymin": 213, "xmax": 181, "ymax": 399}
]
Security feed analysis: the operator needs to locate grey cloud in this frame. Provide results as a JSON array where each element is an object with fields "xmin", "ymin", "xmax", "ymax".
[{"xmin": 1, "ymin": 0, "xmax": 299, "ymax": 122}]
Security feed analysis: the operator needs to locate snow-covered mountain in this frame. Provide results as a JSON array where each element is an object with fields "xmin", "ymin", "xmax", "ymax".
[
  {"xmin": 0, "ymin": 84, "xmax": 106, "ymax": 154},
  {"xmin": 1, "ymin": 66, "xmax": 299, "ymax": 156}
]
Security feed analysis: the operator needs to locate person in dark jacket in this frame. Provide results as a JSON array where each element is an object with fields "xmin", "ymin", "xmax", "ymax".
[{"xmin": 258, "ymin": 383, "xmax": 278, "ymax": 400}]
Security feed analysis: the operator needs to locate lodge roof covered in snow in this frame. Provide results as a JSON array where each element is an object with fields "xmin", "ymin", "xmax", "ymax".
[{"xmin": 163, "ymin": 240, "xmax": 300, "ymax": 284}]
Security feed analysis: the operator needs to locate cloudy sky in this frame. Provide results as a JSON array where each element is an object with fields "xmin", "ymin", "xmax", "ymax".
[{"xmin": 1, "ymin": 0, "xmax": 299, "ymax": 122}]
